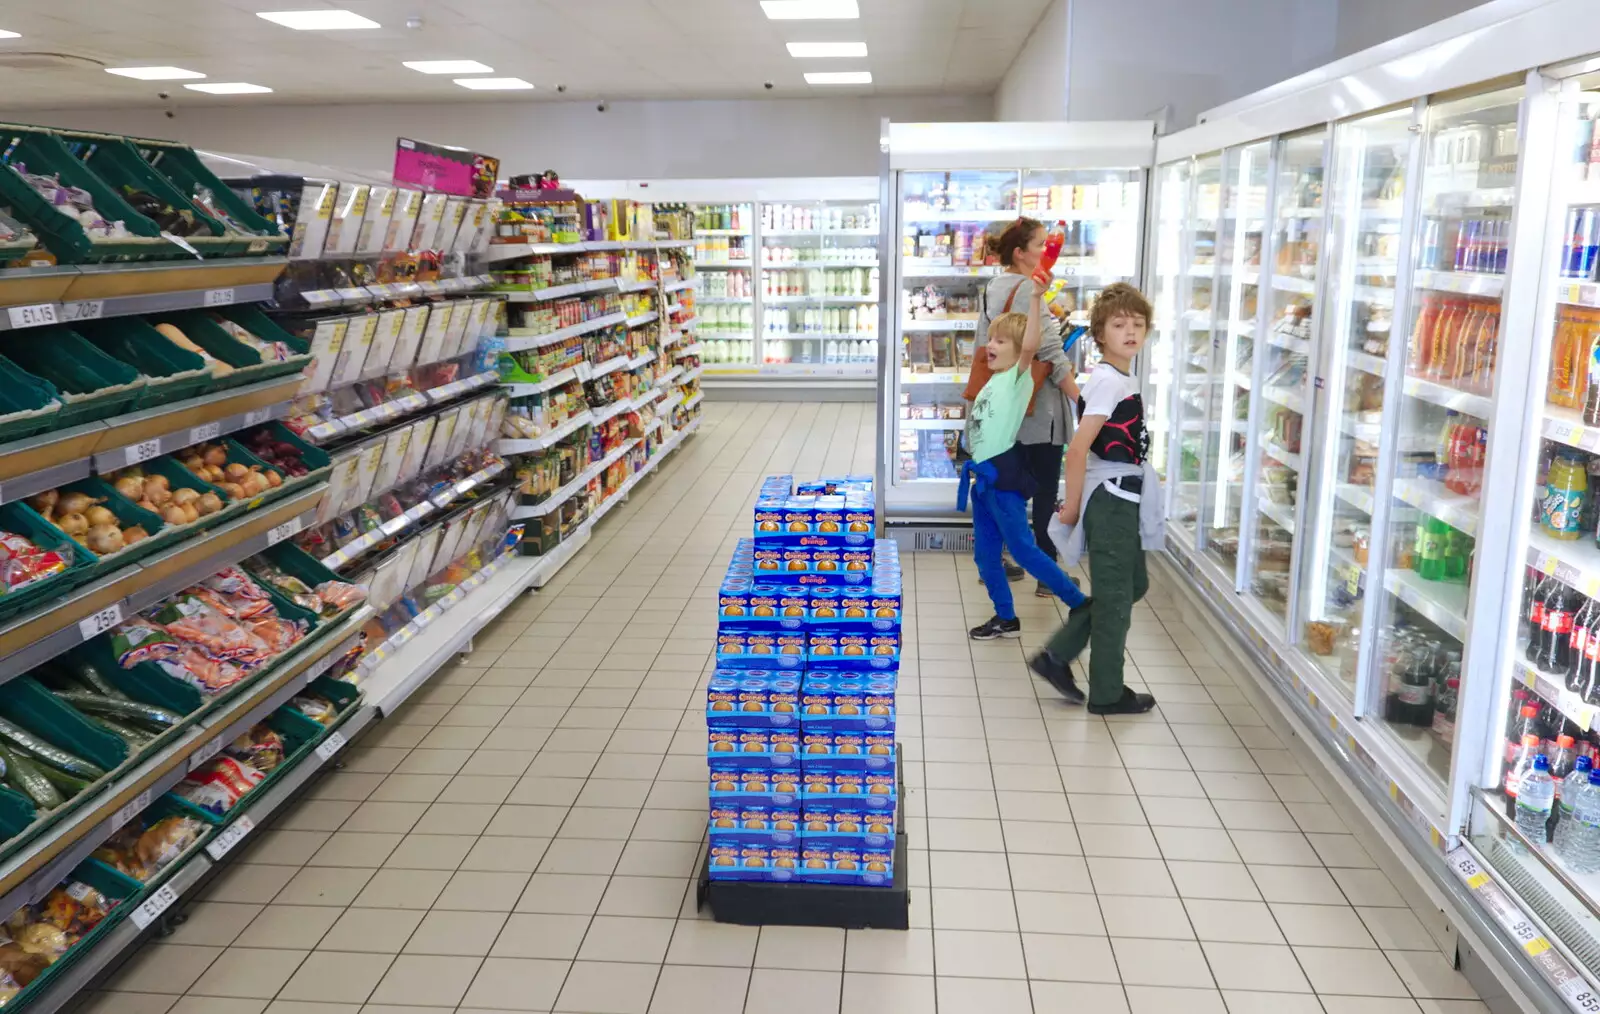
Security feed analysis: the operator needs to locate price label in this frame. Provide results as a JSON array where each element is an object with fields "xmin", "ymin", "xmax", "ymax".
[
  {"xmin": 314, "ymin": 731, "xmax": 346, "ymax": 761},
  {"xmin": 243, "ymin": 408, "xmax": 273, "ymax": 427},
  {"xmin": 190, "ymin": 735, "xmax": 226, "ymax": 771},
  {"xmin": 78, "ymin": 603, "xmax": 124, "ymax": 641},
  {"xmin": 380, "ymin": 517, "xmax": 408, "ymax": 537},
  {"xmin": 189, "ymin": 421, "xmax": 222, "ymax": 445},
  {"xmin": 129, "ymin": 883, "xmax": 180, "ymax": 930},
  {"xmin": 6, "ymin": 303, "xmax": 58, "ymax": 329},
  {"xmin": 414, "ymin": 608, "xmax": 436, "ymax": 628},
  {"xmin": 204, "ymin": 815, "xmax": 256, "ymax": 861},
  {"xmin": 266, "ymin": 518, "xmax": 302, "ymax": 547},
  {"xmin": 125, "ymin": 439, "xmax": 161, "ymax": 466},
  {"xmin": 1562, "ymin": 976, "xmax": 1600, "ymax": 1013},
  {"xmin": 60, "ymin": 301, "xmax": 104, "ymax": 322},
  {"xmin": 247, "ymin": 238, "xmax": 270, "ymax": 255},
  {"xmin": 204, "ymin": 288, "xmax": 236, "ymax": 307},
  {"xmin": 111, "ymin": 789, "xmax": 153, "ymax": 832}
]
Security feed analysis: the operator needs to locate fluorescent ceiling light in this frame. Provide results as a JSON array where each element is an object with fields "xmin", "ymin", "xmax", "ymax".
[
  {"xmin": 762, "ymin": 0, "xmax": 859, "ymax": 19},
  {"xmin": 805, "ymin": 70, "xmax": 872, "ymax": 85},
  {"xmin": 786, "ymin": 42, "xmax": 867, "ymax": 58},
  {"xmin": 185, "ymin": 82, "xmax": 273, "ymax": 94},
  {"xmin": 106, "ymin": 66, "xmax": 205, "ymax": 80},
  {"xmin": 0, "ymin": 30, "xmax": 19, "ymax": 39},
  {"xmin": 256, "ymin": 9, "xmax": 380, "ymax": 30},
  {"xmin": 404, "ymin": 60, "xmax": 494, "ymax": 75},
  {"xmin": 454, "ymin": 77, "xmax": 534, "ymax": 90}
]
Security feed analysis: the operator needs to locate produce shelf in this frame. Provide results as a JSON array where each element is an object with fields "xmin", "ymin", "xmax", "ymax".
[
  {"xmin": 0, "ymin": 259, "xmax": 287, "ymax": 332},
  {"xmin": 318, "ymin": 461, "xmax": 507, "ymax": 572},
  {"xmin": 0, "ymin": 373, "xmax": 299, "ymax": 505},
  {"xmin": 304, "ymin": 373, "xmax": 498, "ymax": 443},
  {"xmin": 0, "ymin": 485, "xmax": 323, "ymax": 682}
]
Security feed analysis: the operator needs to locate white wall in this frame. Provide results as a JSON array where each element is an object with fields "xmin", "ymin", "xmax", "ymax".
[
  {"xmin": 1334, "ymin": 0, "xmax": 1491, "ymax": 57},
  {"xmin": 994, "ymin": 0, "xmax": 1071, "ymax": 122},
  {"xmin": 11, "ymin": 94, "xmax": 992, "ymax": 180}
]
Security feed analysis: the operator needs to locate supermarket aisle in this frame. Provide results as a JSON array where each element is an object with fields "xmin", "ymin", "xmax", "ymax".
[{"xmin": 85, "ymin": 401, "xmax": 1486, "ymax": 1014}]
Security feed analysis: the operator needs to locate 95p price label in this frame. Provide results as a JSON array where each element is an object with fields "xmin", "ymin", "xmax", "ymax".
[
  {"xmin": 125, "ymin": 439, "xmax": 161, "ymax": 466},
  {"xmin": 129, "ymin": 883, "xmax": 180, "ymax": 930}
]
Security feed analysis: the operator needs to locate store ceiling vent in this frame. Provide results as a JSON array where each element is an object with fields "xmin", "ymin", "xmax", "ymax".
[{"xmin": 0, "ymin": 52, "xmax": 103, "ymax": 72}]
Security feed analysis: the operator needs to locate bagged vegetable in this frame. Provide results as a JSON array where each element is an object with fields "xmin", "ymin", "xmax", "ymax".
[
  {"xmin": 175, "ymin": 757, "xmax": 263, "ymax": 816},
  {"xmin": 243, "ymin": 559, "xmax": 321, "ymax": 612},
  {"xmin": 314, "ymin": 580, "xmax": 366, "ymax": 613},
  {"xmin": 111, "ymin": 619, "xmax": 185, "ymax": 668},
  {"xmin": 154, "ymin": 596, "xmax": 272, "ymax": 666},
  {"xmin": 291, "ymin": 695, "xmax": 337, "ymax": 726},
  {"xmin": 0, "ymin": 531, "xmax": 68, "ymax": 594},
  {"xmin": 227, "ymin": 724, "xmax": 284, "ymax": 773}
]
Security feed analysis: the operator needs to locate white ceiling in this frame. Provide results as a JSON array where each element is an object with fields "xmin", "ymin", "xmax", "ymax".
[{"xmin": 0, "ymin": 0, "xmax": 1053, "ymax": 108}]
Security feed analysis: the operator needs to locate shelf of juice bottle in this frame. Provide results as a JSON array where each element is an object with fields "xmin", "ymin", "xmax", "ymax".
[
  {"xmin": 1391, "ymin": 476, "xmax": 1481, "ymax": 538},
  {"xmin": 1527, "ymin": 526, "xmax": 1600, "ymax": 600},
  {"xmin": 760, "ymin": 260, "xmax": 881, "ymax": 270},
  {"xmin": 1541, "ymin": 406, "xmax": 1600, "ymax": 456},
  {"xmin": 764, "ymin": 295, "xmax": 880, "ymax": 304},
  {"xmin": 1401, "ymin": 373, "xmax": 1494, "ymax": 419},
  {"xmin": 1413, "ymin": 268, "xmax": 1506, "ymax": 298},
  {"xmin": 1513, "ymin": 658, "xmax": 1600, "ymax": 734}
]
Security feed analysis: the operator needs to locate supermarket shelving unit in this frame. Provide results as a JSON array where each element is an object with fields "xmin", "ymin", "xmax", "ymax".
[{"xmin": 1147, "ymin": 2, "xmax": 1600, "ymax": 1009}]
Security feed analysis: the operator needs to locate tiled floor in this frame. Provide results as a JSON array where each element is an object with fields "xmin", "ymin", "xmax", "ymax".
[{"xmin": 81, "ymin": 402, "xmax": 1489, "ymax": 1014}]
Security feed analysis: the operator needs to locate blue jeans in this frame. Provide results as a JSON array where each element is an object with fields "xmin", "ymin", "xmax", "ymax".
[{"xmin": 971, "ymin": 481, "xmax": 1087, "ymax": 620}]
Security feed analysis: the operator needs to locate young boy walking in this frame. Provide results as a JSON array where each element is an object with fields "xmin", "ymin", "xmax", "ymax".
[
  {"xmin": 961, "ymin": 278, "xmax": 1088, "ymax": 641},
  {"xmin": 1030, "ymin": 283, "xmax": 1166, "ymax": 714}
]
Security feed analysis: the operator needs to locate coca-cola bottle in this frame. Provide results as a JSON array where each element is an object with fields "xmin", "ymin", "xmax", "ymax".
[
  {"xmin": 1539, "ymin": 581, "xmax": 1577, "ymax": 674},
  {"xmin": 1529, "ymin": 574, "xmax": 1556, "ymax": 663},
  {"xmin": 1582, "ymin": 630, "xmax": 1600, "ymax": 704},
  {"xmin": 1573, "ymin": 596, "xmax": 1600, "ymax": 692}
]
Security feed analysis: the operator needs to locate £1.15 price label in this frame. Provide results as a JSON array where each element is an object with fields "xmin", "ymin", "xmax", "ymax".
[
  {"xmin": 189, "ymin": 421, "xmax": 222, "ymax": 445},
  {"xmin": 129, "ymin": 883, "xmax": 180, "ymax": 930},
  {"xmin": 6, "ymin": 303, "xmax": 57, "ymax": 329},
  {"xmin": 314, "ymin": 731, "xmax": 347, "ymax": 762},
  {"xmin": 111, "ymin": 788, "xmax": 153, "ymax": 833},
  {"xmin": 204, "ymin": 288, "xmax": 236, "ymax": 307},
  {"xmin": 204, "ymin": 815, "xmax": 256, "ymax": 861}
]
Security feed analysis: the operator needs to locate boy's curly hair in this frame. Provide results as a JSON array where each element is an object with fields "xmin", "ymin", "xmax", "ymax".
[{"xmin": 1090, "ymin": 282, "xmax": 1153, "ymax": 347}]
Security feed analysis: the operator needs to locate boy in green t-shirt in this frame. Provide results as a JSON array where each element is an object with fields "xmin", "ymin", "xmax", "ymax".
[{"xmin": 960, "ymin": 279, "xmax": 1087, "ymax": 642}]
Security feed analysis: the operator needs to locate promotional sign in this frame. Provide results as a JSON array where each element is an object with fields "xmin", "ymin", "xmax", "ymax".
[{"xmin": 393, "ymin": 138, "xmax": 499, "ymax": 198}]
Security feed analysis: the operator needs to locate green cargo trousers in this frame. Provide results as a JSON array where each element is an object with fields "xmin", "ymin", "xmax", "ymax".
[{"xmin": 1044, "ymin": 486, "xmax": 1149, "ymax": 706}]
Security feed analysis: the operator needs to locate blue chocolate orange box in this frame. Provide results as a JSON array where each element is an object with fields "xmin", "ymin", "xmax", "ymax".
[
  {"xmin": 808, "ymin": 587, "xmax": 901, "ymax": 628},
  {"xmin": 714, "ymin": 629, "xmax": 806, "ymax": 670},
  {"xmin": 797, "ymin": 844, "xmax": 862, "ymax": 884},
  {"xmin": 807, "ymin": 629, "xmax": 900, "ymax": 670},
  {"xmin": 709, "ymin": 764, "xmax": 801, "ymax": 807},
  {"xmin": 706, "ymin": 672, "xmax": 801, "ymax": 730},
  {"xmin": 716, "ymin": 583, "xmax": 810, "ymax": 629},
  {"xmin": 707, "ymin": 726, "xmax": 801, "ymax": 769},
  {"xmin": 709, "ymin": 842, "xmax": 774, "ymax": 881}
]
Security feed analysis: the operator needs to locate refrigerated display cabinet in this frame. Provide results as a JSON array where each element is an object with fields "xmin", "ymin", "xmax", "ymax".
[
  {"xmin": 876, "ymin": 121, "xmax": 1158, "ymax": 522},
  {"xmin": 1148, "ymin": 2, "xmax": 1600, "ymax": 1007}
]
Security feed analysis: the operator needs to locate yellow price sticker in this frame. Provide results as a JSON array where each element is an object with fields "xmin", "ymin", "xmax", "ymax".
[
  {"xmin": 1329, "ymin": 714, "xmax": 1339, "ymax": 732},
  {"xmin": 1544, "ymin": 555, "xmax": 1559, "ymax": 575},
  {"xmin": 1526, "ymin": 938, "xmax": 1552, "ymax": 957},
  {"xmin": 1466, "ymin": 872, "xmax": 1490, "ymax": 889},
  {"xmin": 1388, "ymin": 782, "xmax": 1401, "ymax": 801}
]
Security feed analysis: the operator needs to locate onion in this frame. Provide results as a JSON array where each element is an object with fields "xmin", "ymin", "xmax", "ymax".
[
  {"xmin": 162, "ymin": 505, "xmax": 188, "ymax": 526},
  {"xmin": 219, "ymin": 482, "xmax": 244, "ymax": 499},
  {"xmin": 264, "ymin": 470, "xmax": 282, "ymax": 488},
  {"xmin": 122, "ymin": 526, "xmax": 149, "ymax": 545},
  {"xmin": 137, "ymin": 499, "xmax": 156, "ymax": 513},
  {"xmin": 181, "ymin": 503, "xmax": 199, "ymax": 523},
  {"xmin": 84, "ymin": 506, "xmax": 117, "ymax": 527},
  {"xmin": 85, "ymin": 524, "xmax": 124, "ymax": 555},
  {"xmin": 144, "ymin": 480, "xmax": 170, "ymax": 505},
  {"xmin": 146, "ymin": 474, "xmax": 170, "ymax": 491},
  {"xmin": 56, "ymin": 512, "xmax": 88, "ymax": 536},
  {"xmin": 170, "ymin": 488, "xmax": 200, "ymax": 507},
  {"xmin": 181, "ymin": 454, "xmax": 204, "ymax": 471},
  {"xmin": 114, "ymin": 476, "xmax": 144, "ymax": 500},
  {"xmin": 203, "ymin": 446, "xmax": 227, "ymax": 467},
  {"xmin": 224, "ymin": 463, "xmax": 249, "ymax": 481},
  {"xmin": 28, "ymin": 491, "xmax": 58, "ymax": 518},
  {"xmin": 197, "ymin": 492, "xmax": 222, "ymax": 515},
  {"xmin": 56, "ymin": 492, "xmax": 94, "ymax": 516},
  {"xmin": 206, "ymin": 466, "xmax": 225, "ymax": 483}
]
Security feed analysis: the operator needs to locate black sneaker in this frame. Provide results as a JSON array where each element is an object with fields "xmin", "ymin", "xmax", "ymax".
[
  {"xmin": 969, "ymin": 616, "xmax": 1021, "ymax": 640},
  {"xmin": 1003, "ymin": 560, "xmax": 1025, "ymax": 581},
  {"xmin": 1029, "ymin": 652, "xmax": 1085, "ymax": 704},
  {"xmin": 1088, "ymin": 687, "xmax": 1157, "ymax": 715}
]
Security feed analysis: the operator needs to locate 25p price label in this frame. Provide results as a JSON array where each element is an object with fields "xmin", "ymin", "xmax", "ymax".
[{"xmin": 78, "ymin": 603, "xmax": 124, "ymax": 641}]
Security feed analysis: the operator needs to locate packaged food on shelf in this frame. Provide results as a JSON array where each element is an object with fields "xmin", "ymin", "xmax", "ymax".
[{"xmin": 91, "ymin": 809, "xmax": 205, "ymax": 882}]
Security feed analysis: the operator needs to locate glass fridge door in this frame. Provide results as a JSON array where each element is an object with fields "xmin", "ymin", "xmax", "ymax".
[
  {"xmin": 1200, "ymin": 144, "xmax": 1269, "ymax": 573},
  {"xmin": 693, "ymin": 202, "xmax": 756, "ymax": 368},
  {"xmin": 1148, "ymin": 160, "xmax": 1191, "ymax": 496},
  {"xmin": 1364, "ymin": 86, "xmax": 1523, "ymax": 787},
  {"xmin": 759, "ymin": 199, "xmax": 881, "ymax": 375},
  {"xmin": 1173, "ymin": 154, "xmax": 1223, "ymax": 541},
  {"xmin": 1295, "ymin": 107, "xmax": 1413, "ymax": 700},
  {"xmin": 1247, "ymin": 130, "xmax": 1328, "ymax": 626},
  {"xmin": 895, "ymin": 170, "xmax": 1020, "ymax": 488}
]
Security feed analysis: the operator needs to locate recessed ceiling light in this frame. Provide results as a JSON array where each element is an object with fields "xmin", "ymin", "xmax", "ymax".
[
  {"xmin": 786, "ymin": 42, "xmax": 867, "ymax": 58},
  {"xmin": 761, "ymin": 0, "xmax": 858, "ymax": 19},
  {"xmin": 106, "ymin": 66, "xmax": 206, "ymax": 81},
  {"xmin": 0, "ymin": 30, "xmax": 19, "ymax": 39},
  {"xmin": 805, "ymin": 70, "xmax": 872, "ymax": 85},
  {"xmin": 454, "ymin": 77, "xmax": 535, "ymax": 90},
  {"xmin": 185, "ymin": 82, "xmax": 273, "ymax": 94},
  {"xmin": 256, "ymin": 9, "xmax": 380, "ymax": 30},
  {"xmin": 404, "ymin": 60, "xmax": 494, "ymax": 75}
]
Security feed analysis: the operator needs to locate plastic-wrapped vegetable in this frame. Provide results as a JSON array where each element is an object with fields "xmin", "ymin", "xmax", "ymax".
[
  {"xmin": 291, "ymin": 695, "xmax": 337, "ymax": 726},
  {"xmin": 314, "ymin": 580, "xmax": 366, "ymax": 613},
  {"xmin": 93, "ymin": 815, "xmax": 205, "ymax": 882},
  {"xmin": 246, "ymin": 614, "xmax": 305, "ymax": 654},
  {"xmin": 111, "ymin": 619, "xmax": 185, "ymax": 668},
  {"xmin": 243, "ymin": 559, "xmax": 321, "ymax": 612},
  {"xmin": 191, "ymin": 568, "xmax": 275, "ymax": 620},
  {"xmin": 154, "ymin": 596, "xmax": 272, "ymax": 666},
  {"xmin": 152, "ymin": 647, "xmax": 247, "ymax": 696},
  {"xmin": 175, "ymin": 757, "xmax": 263, "ymax": 815},
  {"xmin": 0, "ymin": 531, "xmax": 68, "ymax": 594},
  {"xmin": 227, "ymin": 724, "xmax": 284, "ymax": 773}
]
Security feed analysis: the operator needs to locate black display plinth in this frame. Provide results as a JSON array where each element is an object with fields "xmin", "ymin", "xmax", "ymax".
[{"xmin": 696, "ymin": 831, "xmax": 911, "ymax": 930}]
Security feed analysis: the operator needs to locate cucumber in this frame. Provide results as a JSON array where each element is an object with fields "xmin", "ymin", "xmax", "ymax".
[
  {"xmin": 62, "ymin": 660, "xmax": 127, "ymax": 700},
  {"xmin": 0, "ymin": 718, "xmax": 105, "ymax": 780},
  {"xmin": 88, "ymin": 716, "xmax": 154, "ymax": 747},
  {"xmin": 54, "ymin": 693, "xmax": 182, "ymax": 729},
  {"xmin": 33, "ymin": 762, "xmax": 89, "ymax": 800},
  {"xmin": 0, "ymin": 743, "xmax": 63, "ymax": 810}
]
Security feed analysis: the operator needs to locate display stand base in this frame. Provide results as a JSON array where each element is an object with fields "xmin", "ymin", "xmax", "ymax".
[{"xmin": 696, "ymin": 831, "xmax": 910, "ymax": 930}]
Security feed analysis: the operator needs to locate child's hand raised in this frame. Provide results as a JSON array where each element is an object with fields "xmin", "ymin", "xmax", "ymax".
[{"xmin": 1031, "ymin": 268, "xmax": 1054, "ymax": 293}]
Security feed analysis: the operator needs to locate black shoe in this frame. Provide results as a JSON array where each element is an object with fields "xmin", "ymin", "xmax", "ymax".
[
  {"xmin": 1088, "ymin": 687, "xmax": 1157, "ymax": 715},
  {"xmin": 1003, "ymin": 560, "xmax": 1025, "ymax": 582},
  {"xmin": 969, "ymin": 616, "xmax": 1021, "ymax": 640},
  {"xmin": 1029, "ymin": 652, "xmax": 1085, "ymax": 704}
]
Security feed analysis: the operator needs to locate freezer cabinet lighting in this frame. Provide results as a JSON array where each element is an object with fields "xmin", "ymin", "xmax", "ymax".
[
  {"xmin": 0, "ymin": 30, "xmax": 20, "ymax": 39},
  {"xmin": 805, "ymin": 71, "xmax": 872, "ymax": 85},
  {"xmin": 454, "ymin": 77, "xmax": 535, "ymax": 90},
  {"xmin": 256, "ymin": 9, "xmax": 381, "ymax": 30},
  {"xmin": 786, "ymin": 42, "xmax": 868, "ymax": 57},
  {"xmin": 762, "ymin": 0, "xmax": 859, "ymax": 19},
  {"xmin": 106, "ymin": 66, "xmax": 205, "ymax": 80},
  {"xmin": 404, "ymin": 60, "xmax": 495, "ymax": 75},
  {"xmin": 185, "ymin": 82, "xmax": 273, "ymax": 94}
]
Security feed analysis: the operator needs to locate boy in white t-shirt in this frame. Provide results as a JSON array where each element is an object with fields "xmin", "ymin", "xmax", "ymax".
[{"xmin": 1031, "ymin": 283, "xmax": 1164, "ymax": 714}]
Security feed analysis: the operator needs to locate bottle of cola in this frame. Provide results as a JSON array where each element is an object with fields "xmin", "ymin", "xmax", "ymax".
[
  {"xmin": 1573, "ymin": 596, "xmax": 1600, "ymax": 692},
  {"xmin": 1539, "ymin": 582, "xmax": 1578, "ymax": 675},
  {"xmin": 1529, "ymin": 574, "xmax": 1556, "ymax": 663}
]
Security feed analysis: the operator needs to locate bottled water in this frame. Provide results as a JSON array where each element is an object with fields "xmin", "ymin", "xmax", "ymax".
[
  {"xmin": 1563, "ymin": 769, "xmax": 1600, "ymax": 873},
  {"xmin": 1554, "ymin": 756, "xmax": 1594, "ymax": 850},
  {"xmin": 1516, "ymin": 754, "xmax": 1555, "ymax": 844}
]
